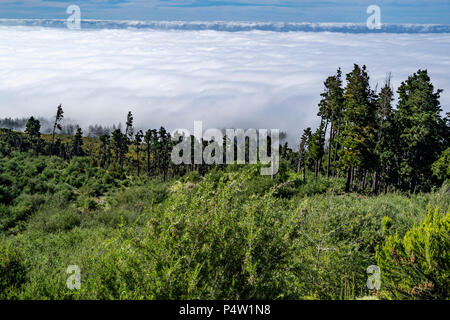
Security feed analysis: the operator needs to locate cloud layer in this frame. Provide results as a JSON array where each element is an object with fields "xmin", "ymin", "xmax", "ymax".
[
  {"xmin": 0, "ymin": 26, "xmax": 449, "ymax": 146},
  {"xmin": 3, "ymin": 19, "xmax": 450, "ymax": 33}
]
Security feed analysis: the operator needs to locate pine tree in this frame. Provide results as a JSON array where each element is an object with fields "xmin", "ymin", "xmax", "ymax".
[
  {"xmin": 309, "ymin": 122, "xmax": 326, "ymax": 182},
  {"xmin": 134, "ymin": 130, "xmax": 143, "ymax": 176},
  {"xmin": 340, "ymin": 64, "xmax": 378, "ymax": 192},
  {"xmin": 71, "ymin": 127, "xmax": 84, "ymax": 157},
  {"xmin": 144, "ymin": 129, "xmax": 152, "ymax": 176},
  {"xmin": 395, "ymin": 69, "xmax": 447, "ymax": 191},
  {"xmin": 374, "ymin": 74, "xmax": 396, "ymax": 193},
  {"xmin": 125, "ymin": 111, "xmax": 134, "ymax": 143},
  {"xmin": 158, "ymin": 127, "xmax": 171, "ymax": 180},
  {"xmin": 297, "ymin": 127, "xmax": 312, "ymax": 181},
  {"xmin": 318, "ymin": 68, "xmax": 344, "ymax": 178},
  {"xmin": 99, "ymin": 134, "xmax": 111, "ymax": 169},
  {"xmin": 144, "ymin": 129, "xmax": 158, "ymax": 176},
  {"xmin": 25, "ymin": 116, "xmax": 42, "ymax": 156},
  {"xmin": 112, "ymin": 129, "xmax": 127, "ymax": 170},
  {"xmin": 51, "ymin": 104, "xmax": 64, "ymax": 155}
]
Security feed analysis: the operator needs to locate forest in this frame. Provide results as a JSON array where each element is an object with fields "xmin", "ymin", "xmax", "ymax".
[{"xmin": 0, "ymin": 65, "xmax": 449, "ymax": 300}]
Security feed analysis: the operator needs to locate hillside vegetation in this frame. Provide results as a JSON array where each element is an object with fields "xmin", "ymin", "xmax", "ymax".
[
  {"xmin": 1, "ymin": 65, "xmax": 449, "ymax": 299},
  {"xmin": 0, "ymin": 151, "xmax": 448, "ymax": 299}
]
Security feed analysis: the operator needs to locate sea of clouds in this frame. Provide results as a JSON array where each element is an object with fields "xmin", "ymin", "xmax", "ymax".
[
  {"xmin": 0, "ymin": 25, "xmax": 449, "ymax": 146},
  {"xmin": 2, "ymin": 19, "xmax": 450, "ymax": 33}
]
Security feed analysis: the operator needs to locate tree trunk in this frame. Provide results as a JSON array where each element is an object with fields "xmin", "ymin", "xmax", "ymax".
[
  {"xmin": 332, "ymin": 123, "xmax": 340, "ymax": 177},
  {"xmin": 137, "ymin": 151, "xmax": 140, "ymax": 176},
  {"xmin": 345, "ymin": 167, "xmax": 352, "ymax": 192},
  {"xmin": 51, "ymin": 130, "xmax": 56, "ymax": 155},
  {"xmin": 297, "ymin": 151, "xmax": 302, "ymax": 173},
  {"xmin": 362, "ymin": 170, "xmax": 367, "ymax": 191},
  {"xmin": 147, "ymin": 144, "xmax": 151, "ymax": 176},
  {"xmin": 372, "ymin": 171, "xmax": 378, "ymax": 194},
  {"xmin": 327, "ymin": 121, "xmax": 334, "ymax": 178},
  {"xmin": 315, "ymin": 160, "xmax": 319, "ymax": 182},
  {"xmin": 350, "ymin": 167, "xmax": 355, "ymax": 191}
]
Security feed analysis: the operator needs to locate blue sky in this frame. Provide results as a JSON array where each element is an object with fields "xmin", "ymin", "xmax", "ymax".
[{"xmin": 0, "ymin": 0, "xmax": 449, "ymax": 23}]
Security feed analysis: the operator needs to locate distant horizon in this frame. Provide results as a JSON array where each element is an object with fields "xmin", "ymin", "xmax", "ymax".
[
  {"xmin": 1, "ymin": 18, "xmax": 450, "ymax": 33},
  {"xmin": 1, "ymin": 1, "xmax": 449, "ymax": 24}
]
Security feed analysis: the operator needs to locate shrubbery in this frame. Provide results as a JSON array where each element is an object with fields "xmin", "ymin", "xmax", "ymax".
[
  {"xmin": 0, "ymin": 239, "xmax": 27, "ymax": 299},
  {"xmin": 376, "ymin": 206, "xmax": 449, "ymax": 299},
  {"xmin": 79, "ymin": 167, "xmax": 301, "ymax": 299},
  {"xmin": 0, "ymin": 152, "xmax": 448, "ymax": 299}
]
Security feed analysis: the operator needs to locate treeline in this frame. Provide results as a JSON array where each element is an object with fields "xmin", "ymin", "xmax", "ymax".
[
  {"xmin": 0, "ymin": 65, "xmax": 448, "ymax": 192},
  {"xmin": 0, "ymin": 115, "xmax": 120, "ymax": 137},
  {"xmin": 1, "ymin": 109, "xmax": 274, "ymax": 181},
  {"xmin": 0, "ymin": 116, "xmax": 78, "ymax": 135},
  {"xmin": 0, "ymin": 110, "xmax": 175, "ymax": 180},
  {"xmin": 296, "ymin": 66, "xmax": 449, "ymax": 193}
]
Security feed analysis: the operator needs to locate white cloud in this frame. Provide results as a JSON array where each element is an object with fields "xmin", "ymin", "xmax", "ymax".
[{"xmin": 0, "ymin": 26, "xmax": 449, "ymax": 146}]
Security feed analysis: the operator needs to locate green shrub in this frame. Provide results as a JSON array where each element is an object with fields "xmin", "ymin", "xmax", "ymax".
[
  {"xmin": 0, "ymin": 141, "xmax": 10, "ymax": 157},
  {"xmin": 0, "ymin": 239, "xmax": 27, "ymax": 299},
  {"xmin": 28, "ymin": 208, "xmax": 82, "ymax": 233},
  {"xmin": 182, "ymin": 170, "xmax": 202, "ymax": 183},
  {"xmin": 79, "ymin": 168, "xmax": 300, "ymax": 299},
  {"xmin": 376, "ymin": 206, "xmax": 449, "ymax": 299},
  {"xmin": 0, "ymin": 194, "xmax": 46, "ymax": 232},
  {"xmin": 0, "ymin": 173, "xmax": 16, "ymax": 204},
  {"xmin": 50, "ymin": 186, "xmax": 75, "ymax": 208}
]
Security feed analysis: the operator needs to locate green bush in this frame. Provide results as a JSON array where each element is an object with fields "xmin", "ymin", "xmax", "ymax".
[
  {"xmin": 28, "ymin": 208, "xmax": 82, "ymax": 233},
  {"xmin": 0, "ymin": 141, "xmax": 10, "ymax": 157},
  {"xmin": 50, "ymin": 186, "xmax": 75, "ymax": 208},
  {"xmin": 0, "ymin": 172, "xmax": 16, "ymax": 204},
  {"xmin": 79, "ymin": 167, "xmax": 300, "ymax": 299},
  {"xmin": 76, "ymin": 167, "xmax": 383, "ymax": 299},
  {"xmin": 0, "ymin": 239, "xmax": 27, "ymax": 299},
  {"xmin": 0, "ymin": 194, "xmax": 46, "ymax": 232},
  {"xmin": 376, "ymin": 206, "xmax": 449, "ymax": 299}
]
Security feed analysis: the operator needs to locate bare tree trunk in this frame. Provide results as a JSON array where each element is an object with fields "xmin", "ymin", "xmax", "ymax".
[
  {"xmin": 372, "ymin": 171, "xmax": 378, "ymax": 194},
  {"xmin": 362, "ymin": 170, "xmax": 367, "ymax": 190},
  {"xmin": 350, "ymin": 167, "xmax": 355, "ymax": 191}
]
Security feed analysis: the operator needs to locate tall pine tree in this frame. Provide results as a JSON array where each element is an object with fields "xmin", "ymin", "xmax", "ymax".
[
  {"xmin": 340, "ymin": 65, "xmax": 378, "ymax": 192},
  {"xmin": 395, "ymin": 69, "xmax": 447, "ymax": 191}
]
